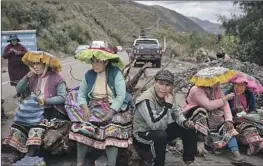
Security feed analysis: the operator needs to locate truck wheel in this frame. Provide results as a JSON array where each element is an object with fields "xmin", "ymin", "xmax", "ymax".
[{"xmin": 155, "ymin": 60, "xmax": 161, "ymax": 68}]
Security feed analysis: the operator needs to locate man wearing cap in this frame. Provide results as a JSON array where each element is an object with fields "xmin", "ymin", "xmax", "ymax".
[
  {"xmin": 3, "ymin": 34, "xmax": 29, "ymax": 98},
  {"xmin": 132, "ymin": 70, "xmax": 197, "ymax": 166}
]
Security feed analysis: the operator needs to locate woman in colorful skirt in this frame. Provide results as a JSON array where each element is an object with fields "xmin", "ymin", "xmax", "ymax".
[
  {"xmin": 182, "ymin": 67, "xmax": 247, "ymax": 164},
  {"xmin": 3, "ymin": 51, "xmax": 68, "ymax": 161},
  {"xmin": 225, "ymin": 72, "xmax": 263, "ymax": 155},
  {"xmin": 67, "ymin": 48, "xmax": 133, "ymax": 166}
]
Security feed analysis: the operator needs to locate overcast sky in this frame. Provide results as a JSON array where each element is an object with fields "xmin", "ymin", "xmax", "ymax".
[{"xmin": 134, "ymin": 1, "xmax": 242, "ymax": 24}]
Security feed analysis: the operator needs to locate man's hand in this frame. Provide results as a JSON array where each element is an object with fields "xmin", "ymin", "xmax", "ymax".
[
  {"xmin": 102, "ymin": 109, "xmax": 115, "ymax": 123},
  {"xmin": 165, "ymin": 94, "xmax": 174, "ymax": 105},
  {"xmin": 224, "ymin": 121, "xmax": 234, "ymax": 131},
  {"xmin": 184, "ymin": 120, "xmax": 195, "ymax": 129},
  {"xmin": 26, "ymin": 71, "xmax": 35, "ymax": 78}
]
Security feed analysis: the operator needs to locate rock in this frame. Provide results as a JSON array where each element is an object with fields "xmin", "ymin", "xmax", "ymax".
[{"xmin": 42, "ymin": 120, "xmax": 76, "ymax": 155}]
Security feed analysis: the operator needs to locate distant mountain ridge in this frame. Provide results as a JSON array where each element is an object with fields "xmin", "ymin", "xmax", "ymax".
[
  {"xmin": 2, "ymin": 0, "xmax": 209, "ymax": 54},
  {"xmin": 189, "ymin": 16, "xmax": 224, "ymax": 34},
  {"xmin": 150, "ymin": 5, "xmax": 206, "ymax": 33}
]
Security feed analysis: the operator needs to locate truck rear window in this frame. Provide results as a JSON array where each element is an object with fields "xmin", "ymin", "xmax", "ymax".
[{"xmin": 135, "ymin": 40, "xmax": 158, "ymax": 46}]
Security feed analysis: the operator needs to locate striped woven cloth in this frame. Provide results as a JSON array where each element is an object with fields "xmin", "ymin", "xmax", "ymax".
[
  {"xmin": 65, "ymin": 90, "xmax": 110, "ymax": 123},
  {"xmin": 65, "ymin": 90, "xmax": 83, "ymax": 122}
]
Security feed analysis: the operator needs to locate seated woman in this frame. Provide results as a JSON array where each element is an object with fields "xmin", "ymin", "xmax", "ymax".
[
  {"xmin": 182, "ymin": 67, "xmax": 245, "ymax": 164},
  {"xmin": 3, "ymin": 51, "xmax": 68, "ymax": 160},
  {"xmin": 68, "ymin": 48, "xmax": 133, "ymax": 166},
  {"xmin": 225, "ymin": 81, "xmax": 263, "ymax": 155}
]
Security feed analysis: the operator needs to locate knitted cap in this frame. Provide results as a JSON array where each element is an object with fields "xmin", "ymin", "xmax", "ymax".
[{"xmin": 155, "ymin": 70, "xmax": 175, "ymax": 84}]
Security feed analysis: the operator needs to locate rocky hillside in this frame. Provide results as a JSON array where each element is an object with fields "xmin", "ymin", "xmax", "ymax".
[
  {"xmin": 189, "ymin": 17, "xmax": 223, "ymax": 34},
  {"xmin": 1, "ymin": 0, "xmax": 206, "ymax": 55}
]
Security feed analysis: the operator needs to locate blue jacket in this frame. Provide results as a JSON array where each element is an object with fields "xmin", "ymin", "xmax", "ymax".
[{"xmin": 225, "ymin": 86, "xmax": 257, "ymax": 113}]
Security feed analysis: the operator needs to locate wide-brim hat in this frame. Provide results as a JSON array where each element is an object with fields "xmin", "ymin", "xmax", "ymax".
[
  {"xmin": 75, "ymin": 48, "xmax": 125, "ymax": 69},
  {"xmin": 229, "ymin": 71, "xmax": 263, "ymax": 94},
  {"xmin": 7, "ymin": 34, "xmax": 20, "ymax": 42},
  {"xmin": 22, "ymin": 51, "xmax": 62, "ymax": 72},
  {"xmin": 190, "ymin": 67, "xmax": 237, "ymax": 87}
]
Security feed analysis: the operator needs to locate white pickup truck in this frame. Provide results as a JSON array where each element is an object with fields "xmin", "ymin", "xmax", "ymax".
[{"xmin": 89, "ymin": 41, "xmax": 109, "ymax": 49}]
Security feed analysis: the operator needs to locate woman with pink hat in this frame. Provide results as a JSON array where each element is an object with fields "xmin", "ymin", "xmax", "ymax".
[{"xmin": 225, "ymin": 72, "xmax": 263, "ymax": 155}]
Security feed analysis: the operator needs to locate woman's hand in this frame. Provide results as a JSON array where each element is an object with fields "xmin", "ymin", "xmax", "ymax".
[
  {"xmin": 224, "ymin": 121, "xmax": 234, "ymax": 131},
  {"xmin": 26, "ymin": 71, "xmax": 36, "ymax": 78},
  {"xmin": 9, "ymin": 48, "xmax": 16, "ymax": 53},
  {"xmin": 37, "ymin": 97, "xmax": 45, "ymax": 106},
  {"xmin": 82, "ymin": 107, "xmax": 90, "ymax": 121},
  {"xmin": 14, "ymin": 50, "xmax": 21, "ymax": 55},
  {"xmin": 102, "ymin": 109, "xmax": 116, "ymax": 123},
  {"xmin": 6, "ymin": 48, "xmax": 15, "ymax": 55},
  {"xmin": 223, "ymin": 93, "xmax": 235, "ymax": 102},
  {"xmin": 183, "ymin": 120, "xmax": 195, "ymax": 129}
]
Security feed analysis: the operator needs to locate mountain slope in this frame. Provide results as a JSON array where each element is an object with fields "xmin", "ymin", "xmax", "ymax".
[
  {"xmin": 1, "ymin": 0, "xmax": 206, "ymax": 55},
  {"xmin": 189, "ymin": 17, "xmax": 223, "ymax": 34},
  {"xmin": 150, "ymin": 5, "xmax": 206, "ymax": 33}
]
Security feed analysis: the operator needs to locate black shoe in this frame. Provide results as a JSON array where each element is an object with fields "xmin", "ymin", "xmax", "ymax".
[{"xmin": 27, "ymin": 145, "xmax": 41, "ymax": 157}]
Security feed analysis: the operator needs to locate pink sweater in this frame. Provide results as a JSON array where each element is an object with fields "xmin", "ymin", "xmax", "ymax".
[{"xmin": 183, "ymin": 86, "xmax": 233, "ymax": 122}]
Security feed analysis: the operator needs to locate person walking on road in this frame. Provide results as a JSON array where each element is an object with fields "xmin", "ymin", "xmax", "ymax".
[{"xmin": 2, "ymin": 34, "xmax": 29, "ymax": 98}]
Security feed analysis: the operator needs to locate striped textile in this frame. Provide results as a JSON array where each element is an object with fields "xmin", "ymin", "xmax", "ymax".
[{"xmin": 65, "ymin": 90, "xmax": 83, "ymax": 122}]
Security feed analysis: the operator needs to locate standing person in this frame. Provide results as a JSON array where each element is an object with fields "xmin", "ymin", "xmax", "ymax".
[
  {"xmin": 133, "ymin": 70, "xmax": 197, "ymax": 166},
  {"xmin": 2, "ymin": 34, "xmax": 29, "ymax": 98}
]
